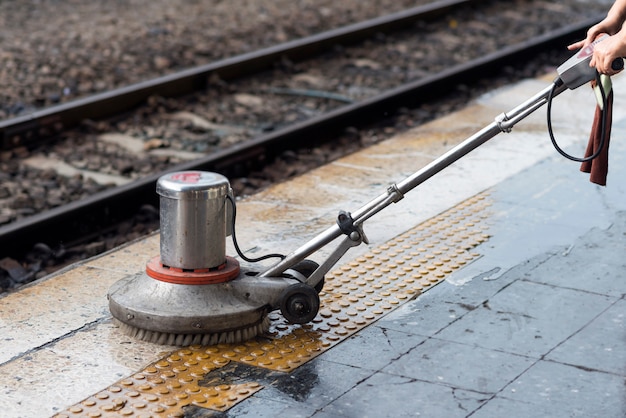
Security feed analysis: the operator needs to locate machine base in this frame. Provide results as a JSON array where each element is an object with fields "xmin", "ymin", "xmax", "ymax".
[{"xmin": 107, "ymin": 271, "xmax": 270, "ymax": 344}]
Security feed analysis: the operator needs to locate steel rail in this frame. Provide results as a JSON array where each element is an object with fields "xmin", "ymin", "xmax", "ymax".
[
  {"xmin": 0, "ymin": 0, "xmax": 473, "ymax": 149},
  {"xmin": 0, "ymin": 18, "xmax": 601, "ymax": 257}
]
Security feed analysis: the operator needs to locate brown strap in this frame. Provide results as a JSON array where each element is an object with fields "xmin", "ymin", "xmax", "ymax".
[{"xmin": 580, "ymin": 90, "xmax": 613, "ymax": 186}]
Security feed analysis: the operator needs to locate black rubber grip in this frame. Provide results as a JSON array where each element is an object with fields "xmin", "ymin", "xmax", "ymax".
[{"xmin": 612, "ymin": 58, "xmax": 624, "ymax": 71}]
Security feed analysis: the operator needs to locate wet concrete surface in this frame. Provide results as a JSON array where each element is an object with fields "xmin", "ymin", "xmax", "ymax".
[
  {"xmin": 219, "ymin": 126, "xmax": 626, "ymax": 417},
  {"xmin": 2, "ymin": 74, "xmax": 626, "ymax": 418}
]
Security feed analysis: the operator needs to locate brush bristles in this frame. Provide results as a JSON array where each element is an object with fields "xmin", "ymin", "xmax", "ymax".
[{"xmin": 114, "ymin": 316, "xmax": 270, "ymax": 346}]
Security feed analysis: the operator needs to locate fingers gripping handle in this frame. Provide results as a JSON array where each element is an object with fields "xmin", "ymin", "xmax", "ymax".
[{"xmin": 558, "ymin": 35, "xmax": 623, "ymax": 90}]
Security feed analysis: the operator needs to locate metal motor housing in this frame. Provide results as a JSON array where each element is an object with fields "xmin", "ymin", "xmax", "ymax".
[
  {"xmin": 108, "ymin": 169, "xmax": 319, "ymax": 344},
  {"xmin": 157, "ymin": 171, "xmax": 231, "ymax": 270}
]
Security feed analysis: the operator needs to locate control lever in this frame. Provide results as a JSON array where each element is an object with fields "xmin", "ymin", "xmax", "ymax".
[{"xmin": 557, "ymin": 34, "xmax": 623, "ymax": 89}]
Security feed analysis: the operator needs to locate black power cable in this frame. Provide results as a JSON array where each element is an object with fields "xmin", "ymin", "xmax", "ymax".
[
  {"xmin": 226, "ymin": 194, "xmax": 285, "ymax": 263},
  {"xmin": 547, "ymin": 72, "xmax": 608, "ymax": 162}
]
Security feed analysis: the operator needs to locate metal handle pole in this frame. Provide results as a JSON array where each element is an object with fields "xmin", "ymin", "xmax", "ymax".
[{"xmin": 260, "ymin": 81, "xmax": 567, "ymax": 277}]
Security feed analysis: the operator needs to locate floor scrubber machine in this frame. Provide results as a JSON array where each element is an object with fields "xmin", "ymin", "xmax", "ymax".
[{"xmin": 108, "ymin": 39, "xmax": 623, "ymax": 345}]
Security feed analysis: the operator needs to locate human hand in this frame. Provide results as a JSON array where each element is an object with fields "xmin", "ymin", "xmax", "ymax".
[
  {"xmin": 567, "ymin": 17, "xmax": 623, "ymax": 51},
  {"xmin": 589, "ymin": 34, "xmax": 625, "ymax": 75}
]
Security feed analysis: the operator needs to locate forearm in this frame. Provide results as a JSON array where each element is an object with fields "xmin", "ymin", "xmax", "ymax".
[{"xmin": 604, "ymin": 0, "xmax": 626, "ymax": 34}]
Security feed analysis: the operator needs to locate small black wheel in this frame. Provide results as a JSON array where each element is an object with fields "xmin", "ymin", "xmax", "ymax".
[
  {"xmin": 279, "ymin": 283, "xmax": 320, "ymax": 324},
  {"xmin": 289, "ymin": 259, "xmax": 325, "ymax": 293}
]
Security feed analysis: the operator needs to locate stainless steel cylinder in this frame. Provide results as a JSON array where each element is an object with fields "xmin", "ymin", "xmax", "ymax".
[{"xmin": 157, "ymin": 171, "xmax": 231, "ymax": 270}]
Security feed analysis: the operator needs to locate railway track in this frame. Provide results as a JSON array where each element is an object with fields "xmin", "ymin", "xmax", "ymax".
[
  {"xmin": 0, "ymin": 0, "xmax": 608, "ymax": 289},
  {"xmin": 1, "ymin": 0, "xmax": 470, "ymax": 148}
]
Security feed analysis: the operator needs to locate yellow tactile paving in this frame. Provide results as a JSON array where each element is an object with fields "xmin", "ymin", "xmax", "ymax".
[
  {"xmin": 56, "ymin": 191, "xmax": 491, "ymax": 416},
  {"xmin": 54, "ymin": 348, "xmax": 262, "ymax": 417}
]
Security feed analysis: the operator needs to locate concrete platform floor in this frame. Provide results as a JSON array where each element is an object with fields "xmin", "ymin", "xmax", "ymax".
[
  {"xmin": 220, "ymin": 81, "xmax": 626, "ymax": 417},
  {"xmin": 1, "ymin": 71, "xmax": 625, "ymax": 417}
]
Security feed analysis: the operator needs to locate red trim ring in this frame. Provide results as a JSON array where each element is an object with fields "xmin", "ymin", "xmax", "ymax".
[{"xmin": 145, "ymin": 255, "xmax": 241, "ymax": 284}]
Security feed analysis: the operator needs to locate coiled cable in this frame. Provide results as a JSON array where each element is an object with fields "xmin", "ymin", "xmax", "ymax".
[{"xmin": 547, "ymin": 72, "xmax": 608, "ymax": 162}]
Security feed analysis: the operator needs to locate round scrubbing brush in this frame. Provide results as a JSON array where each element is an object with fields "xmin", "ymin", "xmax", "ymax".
[
  {"xmin": 108, "ymin": 171, "xmax": 272, "ymax": 346},
  {"xmin": 108, "ymin": 255, "xmax": 272, "ymax": 346}
]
